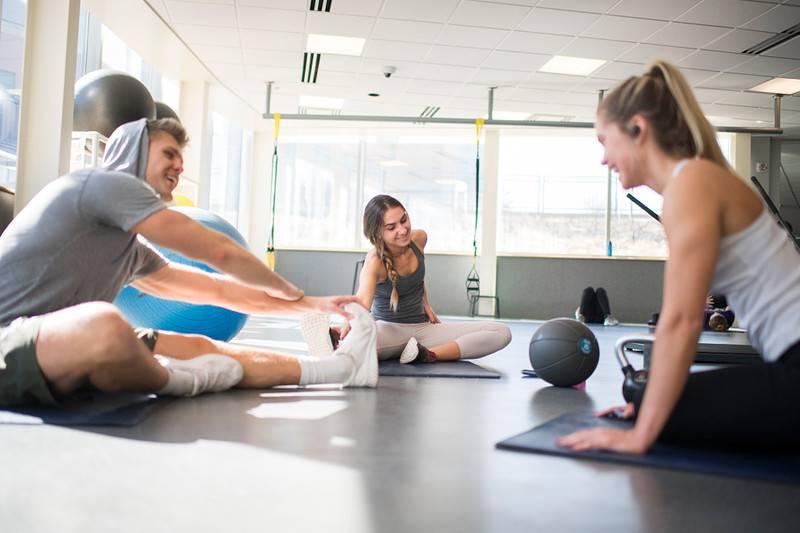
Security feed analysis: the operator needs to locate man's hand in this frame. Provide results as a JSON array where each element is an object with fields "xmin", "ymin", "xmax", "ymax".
[{"xmin": 304, "ymin": 295, "xmax": 361, "ymax": 320}]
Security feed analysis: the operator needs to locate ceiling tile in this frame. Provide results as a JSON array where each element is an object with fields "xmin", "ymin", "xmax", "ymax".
[
  {"xmin": 471, "ymin": 68, "xmax": 531, "ymax": 85},
  {"xmin": 305, "ymin": 12, "xmax": 375, "ymax": 38},
  {"xmin": 677, "ymin": 0, "xmax": 773, "ymax": 27},
  {"xmin": 238, "ymin": 0, "xmax": 306, "ymax": 9},
  {"xmin": 618, "ymin": 43, "xmax": 694, "ymax": 63},
  {"xmin": 238, "ymin": 6, "xmax": 306, "ymax": 32},
  {"xmin": 240, "ymin": 29, "xmax": 305, "ymax": 52},
  {"xmin": 506, "ymin": 86, "xmax": 561, "ymax": 102},
  {"xmin": 692, "ymin": 87, "xmax": 739, "ymax": 103},
  {"xmin": 592, "ymin": 61, "xmax": 648, "ymax": 80},
  {"xmin": 559, "ymin": 37, "xmax": 636, "ymax": 60},
  {"xmin": 330, "ymin": 0, "xmax": 383, "ymax": 17},
  {"xmin": 315, "ymin": 69, "xmax": 360, "ymax": 86},
  {"xmin": 728, "ymin": 56, "xmax": 800, "ymax": 77},
  {"xmin": 450, "ymin": 1, "xmax": 532, "ymax": 29},
  {"xmin": 497, "ymin": 31, "xmax": 574, "ymax": 54},
  {"xmin": 246, "ymin": 65, "xmax": 298, "ymax": 83},
  {"xmin": 647, "ymin": 22, "xmax": 730, "ymax": 48},
  {"xmin": 436, "ymin": 25, "xmax": 509, "ymax": 49},
  {"xmin": 715, "ymin": 91, "xmax": 777, "ymax": 107},
  {"xmin": 357, "ymin": 58, "xmax": 420, "ymax": 77},
  {"xmin": 164, "ymin": 1, "xmax": 236, "ymax": 27},
  {"xmin": 743, "ymin": 5, "xmax": 800, "ymax": 32},
  {"xmin": 413, "ymin": 63, "xmax": 477, "ymax": 82},
  {"xmin": 581, "ymin": 15, "xmax": 667, "ymax": 41},
  {"xmin": 678, "ymin": 50, "xmax": 750, "ymax": 71},
  {"xmin": 318, "ymin": 55, "xmax": 364, "ymax": 72},
  {"xmin": 610, "ymin": 0, "xmax": 702, "ymax": 21},
  {"xmin": 371, "ymin": 19, "xmax": 443, "ymax": 43},
  {"xmin": 523, "ymin": 72, "xmax": 587, "ymax": 91},
  {"xmin": 482, "ymin": 50, "xmax": 550, "ymax": 72},
  {"xmin": 763, "ymin": 37, "xmax": 800, "ymax": 60},
  {"xmin": 363, "ymin": 39, "xmax": 431, "ymax": 61},
  {"xmin": 404, "ymin": 79, "xmax": 462, "ymax": 95},
  {"xmin": 243, "ymin": 49, "xmax": 301, "ymax": 68},
  {"xmin": 517, "ymin": 8, "xmax": 600, "ymax": 35},
  {"xmin": 195, "ymin": 44, "xmax": 242, "ymax": 64},
  {"xmin": 699, "ymin": 71, "xmax": 771, "ymax": 89},
  {"xmin": 536, "ymin": 0, "xmax": 618, "ymax": 14},
  {"xmin": 703, "ymin": 28, "xmax": 775, "ymax": 53},
  {"xmin": 174, "ymin": 24, "xmax": 240, "ymax": 47},
  {"xmin": 677, "ymin": 67, "xmax": 718, "ymax": 85},
  {"xmin": 426, "ymin": 45, "xmax": 491, "ymax": 67},
  {"xmin": 381, "ymin": 0, "xmax": 460, "ymax": 23}
]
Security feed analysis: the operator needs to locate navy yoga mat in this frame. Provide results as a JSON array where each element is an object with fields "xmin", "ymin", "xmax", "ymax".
[
  {"xmin": 0, "ymin": 391, "xmax": 166, "ymax": 426},
  {"xmin": 496, "ymin": 410, "xmax": 800, "ymax": 485},
  {"xmin": 379, "ymin": 360, "xmax": 500, "ymax": 379}
]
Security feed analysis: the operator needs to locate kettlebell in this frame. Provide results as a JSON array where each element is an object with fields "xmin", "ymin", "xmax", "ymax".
[{"xmin": 615, "ymin": 335, "xmax": 653, "ymax": 403}]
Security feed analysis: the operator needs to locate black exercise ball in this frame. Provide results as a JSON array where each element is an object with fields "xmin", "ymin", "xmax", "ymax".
[
  {"xmin": 73, "ymin": 69, "xmax": 156, "ymax": 138},
  {"xmin": 529, "ymin": 318, "xmax": 600, "ymax": 387},
  {"xmin": 155, "ymin": 101, "xmax": 180, "ymax": 122}
]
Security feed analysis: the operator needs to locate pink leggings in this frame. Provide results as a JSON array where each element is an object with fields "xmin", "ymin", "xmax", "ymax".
[{"xmin": 376, "ymin": 320, "xmax": 512, "ymax": 361}]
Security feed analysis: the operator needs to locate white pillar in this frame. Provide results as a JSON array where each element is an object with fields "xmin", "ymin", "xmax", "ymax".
[
  {"xmin": 14, "ymin": 0, "xmax": 80, "ymax": 212},
  {"xmin": 249, "ymin": 130, "xmax": 272, "ymax": 258},
  {"xmin": 179, "ymin": 80, "xmax": 211, "ymax": 208},
  {"xmin": 478, "ymin": 129, "xmax": 499, "ymax": 316},
  {"xmin": 732, "ymin": 133, "xmax": 752, "ymax": 180}
]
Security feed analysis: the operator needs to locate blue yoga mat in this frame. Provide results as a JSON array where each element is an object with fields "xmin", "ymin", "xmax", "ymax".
[
  {"xmin": 496, "ymin": 410, "xmax": 800, "ymax": 485},
  {"xmin": 0, "ymin": 392, "xmax": 166, "ymax": 426},
  {"xmin": 379, "ymin": 360, "xmax": 500, "ymax": 379}
]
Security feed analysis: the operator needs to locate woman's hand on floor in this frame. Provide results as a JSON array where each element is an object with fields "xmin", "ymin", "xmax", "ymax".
[{"xmin": 424, "ymin": 305, "xmax": 440, "ymax": 324}]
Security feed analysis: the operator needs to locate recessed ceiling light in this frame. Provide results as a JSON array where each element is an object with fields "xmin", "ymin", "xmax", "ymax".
[
  {"xmin": 368, "ymin": 92, "xmax": 380, "ymax": 97},
  {"xmin": 539, "ymin": 56, "xmax": 606, "ymax": 76},
  {"xmin": 298, "ymin": 95, "xmax": 343, "ymax": 109},
  {"xmin": 306, "ymin": 34, "xmax": 365, "ymax": 56},
  {"xmin": 749, "ymin": 78, "xmax": 800, "ymax": 95},
  {"xmin": 379, "ymin": 160, "xmax": 407, "ymax": 167}
]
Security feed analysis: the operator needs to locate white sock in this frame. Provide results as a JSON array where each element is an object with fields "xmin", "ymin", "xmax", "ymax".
[
  {"xmin": 298, "ymin": 355, "xmax": 353, "ymax": 385},
  {"xmin": 157, "ymin": 354, "xmax": 244, "ymax": 397}
]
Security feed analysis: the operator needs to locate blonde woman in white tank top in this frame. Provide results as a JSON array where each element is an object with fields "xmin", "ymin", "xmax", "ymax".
[{"xmin": 560, "ymin": 60, "xmax": 800, "ymax": 453}]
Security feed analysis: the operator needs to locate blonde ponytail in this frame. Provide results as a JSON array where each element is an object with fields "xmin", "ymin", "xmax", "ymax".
[{"xmin": 599, "ymin": 59, "xmax": 732, "ymax": 171}]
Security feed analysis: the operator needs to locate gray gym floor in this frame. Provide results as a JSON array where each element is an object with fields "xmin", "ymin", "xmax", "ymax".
[{"xmin": 2, "ymin": 318, "xmax": 799, "ymax": 533}]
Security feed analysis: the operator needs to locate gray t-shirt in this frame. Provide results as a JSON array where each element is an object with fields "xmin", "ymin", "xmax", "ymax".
[{"xmin": 0, "ymin": 169, "xmax": 167, "ymax": 326}]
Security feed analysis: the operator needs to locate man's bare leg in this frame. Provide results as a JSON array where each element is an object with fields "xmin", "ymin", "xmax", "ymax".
[
  {"xmin": 35, "ymin": 302, "xmax": 169, "ymax": 395},
  {"xmin": 152, "ymin": 331, "xmax": 301, "ymax": 388}
]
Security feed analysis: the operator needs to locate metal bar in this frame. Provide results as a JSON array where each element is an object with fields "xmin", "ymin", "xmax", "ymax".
[
  {"xmin": 261, "ymin": 112, "xmax": 782, "ymax": 134},
  {"xmin": 265, "ymin": 81, "xmax": 273, "ymax": 116},
  {"xmin": 775, "ymin": 94, "xmax": 782, "ymax": 129},
  {"xmin": 488, "ymin": 87, "xmax": 495, "ymax": 121}
]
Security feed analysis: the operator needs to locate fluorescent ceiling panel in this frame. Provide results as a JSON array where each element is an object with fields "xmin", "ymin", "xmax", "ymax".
[
  {"xmin": 306, "ymin": 34, "xmax": 365, "ymax": 56},
  {"xmin": 539, "ymin": 56, "xmax": 606, "ymax": 76},
  {"xmin": 750, "ymin": 78, "xmax": 800, "ymax": 95}
]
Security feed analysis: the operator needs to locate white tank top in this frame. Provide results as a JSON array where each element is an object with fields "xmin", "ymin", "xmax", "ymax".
[
  {"xmin": 671, "ymin": 159, "xmax": 800, "ymax": 361},
  {"xmin": 709, "ymin": 195, "xmax": 800, "ymax": 362}
]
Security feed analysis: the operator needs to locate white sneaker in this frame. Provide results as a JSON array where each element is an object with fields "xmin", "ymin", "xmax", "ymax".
[
  {"xmin": 399, "ymin": 337, "xmax": 419, "ymax": 364},
  {"xmin": 300, "ymin": 313, "xmax": 334, "ymax": 356},
  {"xmin": 575, "ymin": 307, "xmax": 586, "ymax": 323},
  {"xmin": 157, "ymin": 354, "xmax": 244, "ymax": 397},
  {"xmin": 335, "ymin": 303, "xmax": 378, "ymax": 387},
  {"xmin": 604, "ymin": 315, "xmax": 620, "ymax": 326}
]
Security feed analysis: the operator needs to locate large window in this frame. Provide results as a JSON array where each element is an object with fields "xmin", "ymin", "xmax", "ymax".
[
  {"xmin": 208, "ymin": 110, "xmax": 253, "ymax": 231},
  {"xmin": 274, "ymin": 125, "xmax": 476, "ymax": 252},
  {"xmin": 498, "ymin": 131, "xmax": 607, "ymax": 255},
  {"xmin": 0, "ymin": 0, "xmax": 26, "ymax": 190}
]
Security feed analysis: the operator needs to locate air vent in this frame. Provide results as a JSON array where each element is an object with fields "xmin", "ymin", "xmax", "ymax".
[
  {"xmin": 742, "ymin": 22, "xmax": 800, "ymax": 55},
  {"xmin": 420, "ymin": 106, "xmax": 440, "ymax": 118},
  {"xmin": 309, "ymin": 0, "xmax": 332, "ymax": 12},
  {"xmin": 302, "ymin": 52, "xmax": 321, "ymax": 83}
]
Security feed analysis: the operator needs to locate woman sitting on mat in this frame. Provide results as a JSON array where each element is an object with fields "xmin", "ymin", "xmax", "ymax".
[
  {"xmin": 576, "ymin": 287, "xmax": 619, "ymax": 326},
  {"xmin": 345, "ymin": 194, "xmax": 511, "ymax": 363},
  {"xmin": 560, "ymin": 60, "xmax": 800, "ymax": 453}
]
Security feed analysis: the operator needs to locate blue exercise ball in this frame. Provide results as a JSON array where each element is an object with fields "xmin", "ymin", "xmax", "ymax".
[{"xmin": 114, "ymin": 207, "xmax": 249, "ymax": 341}]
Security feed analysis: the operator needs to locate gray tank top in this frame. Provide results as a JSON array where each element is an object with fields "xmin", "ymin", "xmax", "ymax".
[{"xmin": 371, "ymin": 242, "xmax": 427, "ymax": 323}]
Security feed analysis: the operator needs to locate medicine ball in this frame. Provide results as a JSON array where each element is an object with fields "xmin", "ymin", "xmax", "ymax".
[
  {"xmin": 155, "ymin": 101, "xmax": 180, "ymax": 122},
  {"xmin": 529, "ymin": 318, "xmax": 600, "ymax": 387},
  {"xmin": 74, "ymin": 69, "xmax": 156, "ymax": 138}
]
